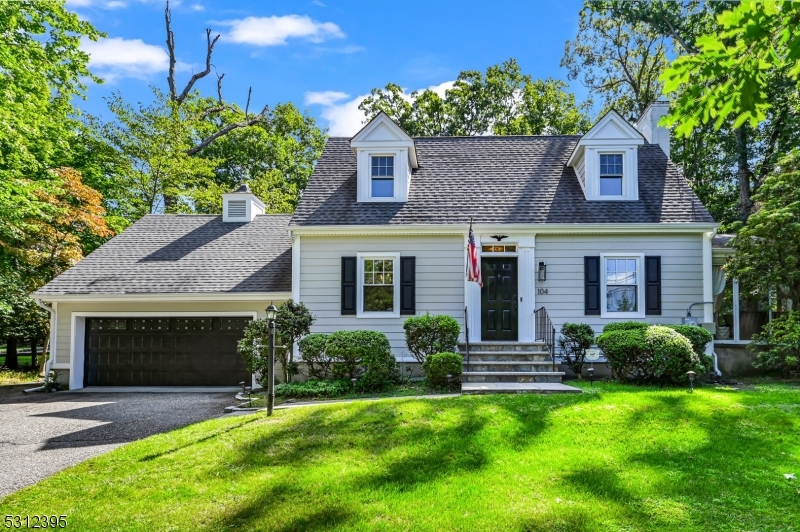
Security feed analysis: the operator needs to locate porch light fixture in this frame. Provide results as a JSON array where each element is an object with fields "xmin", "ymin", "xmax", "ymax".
[
  {"xmin": 265, "ymin": 301, "xmax": 278, "ymax": 416},
  {"xmin": 538, "ymin": 261, "xmax": 547, "ymax": 282}
]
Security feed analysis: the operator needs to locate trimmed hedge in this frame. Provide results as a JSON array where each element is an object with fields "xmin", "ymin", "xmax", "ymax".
[
  {"xmin": 422, "ymin": 352, "xmax": 463, "ymax": 389},
  {"xmin": 325, "ymin": 330, "xmax": 400, "ymax": 392},
  {"xmin": 275, "ymin": 379, "xmax": 352, "ymax": 398},
  {"xmin": 404, "ymin": 313, "xmax": 461, "ymax": 364},
  {"xmin": 597, "ymin": 322, "xmax": 706, "ymax": 383},
  {"xmin": 299, "ymin": 333, "xmax": 331, "ymax": 380}
]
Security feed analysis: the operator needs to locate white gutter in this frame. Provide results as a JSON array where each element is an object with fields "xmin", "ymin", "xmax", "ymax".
[
  {"xmin": 26, "ymin": 299, "xmax": 56, "ymax": 392},
  {"xmin": 31, "ymin": 292, "xmax": 292, "ymax": 303}
]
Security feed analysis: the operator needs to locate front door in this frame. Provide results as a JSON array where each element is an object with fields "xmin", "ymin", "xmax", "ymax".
[{"xmin": 481, "ymin": 257, "xmax": 518, "ymax": 341}]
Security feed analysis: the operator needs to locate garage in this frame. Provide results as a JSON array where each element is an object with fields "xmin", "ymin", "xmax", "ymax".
[{"xmin": 84, "ymin": 317, "xmax": 252, "ymax": 386}]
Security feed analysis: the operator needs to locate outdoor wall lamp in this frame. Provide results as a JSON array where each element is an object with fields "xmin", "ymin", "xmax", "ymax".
[
  {"xmin": 265, "ymin": 301, "xmax": 278, "ymax": 416},
  {"xmin": 538, "ymin": 261, "xmax": 547, "ymax": 282}
]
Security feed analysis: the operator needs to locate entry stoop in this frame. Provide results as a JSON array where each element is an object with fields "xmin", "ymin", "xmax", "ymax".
[{"xmin": 458, "ymin": 342, "xmax": 580, "ymax": 394}]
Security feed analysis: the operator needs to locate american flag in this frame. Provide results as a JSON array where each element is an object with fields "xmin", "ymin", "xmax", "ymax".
[{"xmin": 467, "ymin": 219, "xmax": 482, "ymax": 288}]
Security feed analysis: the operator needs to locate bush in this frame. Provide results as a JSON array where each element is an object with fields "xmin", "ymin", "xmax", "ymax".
[
  {"xmin": 275, "ymin": 299, "xmax": 314, "ymax": 382},
  {"xmin": 404, "ymin": 313, "xmax": 461, "ymax": 364},
  {"xmin": 325, "ymin": 330, "xmax": 399, "ymax": 392},
  {"xmin": 596, "ymin": 328, "xmax": 648, "ymax": 381},
  {"xmin": 299, "ymin": 333, "xmax": 331, "ymax": 380},
  {"xmin": 646, "ymin": 326, "xmax": 702, "ymax": 382},
  {"xmin": 274, "ymin": 379, "xmax": 352, "ymax": 398},
  {"xmin": 422, "ymin": 352, "xmax": 463, "ymax": 389},
  {"xmin": 237, "ymin": 318, "xmax": 272, "ymax": 386},
  {"xmin": 666, "ymin": 325, "xmax": 713, "ymax": 356},
  {"xmin": 751, "ymin": 311, "xmax": 800, "ymax": 377},
  {"xmin": 557, "ymin": 323, "xmax": 595, "ymax": 379},
  {"xmin": 603, "ymin": 321, "xmax": 649, "ymax": 333}
]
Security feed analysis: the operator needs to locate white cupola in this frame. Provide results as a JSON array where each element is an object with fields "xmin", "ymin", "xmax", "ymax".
[
  {"xmin": 567, "ymin": 110, "xmax": 645, "ymax": 201},
  {"xmin": 350, "ymin": 112, "xmax": 418, "ymax": 203},
  {"xmin": 222, "ymin": 183, "xmax": 265, "ymax": 222}
]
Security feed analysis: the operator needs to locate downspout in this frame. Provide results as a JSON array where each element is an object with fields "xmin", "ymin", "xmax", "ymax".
[
  {"xmin": 25, "ymin": 299, "xmax": 56, "ymax": 393},
  {"xmin": 685, "ymin": 301, "xmax": 722, "ymax": 378}
]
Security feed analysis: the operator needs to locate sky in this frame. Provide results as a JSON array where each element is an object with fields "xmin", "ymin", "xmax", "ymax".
[{"xmin": 70, "ymin": 0, "xmax": 588, "ymax": 137}]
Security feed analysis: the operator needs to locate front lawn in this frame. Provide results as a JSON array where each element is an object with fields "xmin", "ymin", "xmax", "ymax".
[{"xmin": 2, "ymin": 383, "xmax": 799, "ymax": 531}]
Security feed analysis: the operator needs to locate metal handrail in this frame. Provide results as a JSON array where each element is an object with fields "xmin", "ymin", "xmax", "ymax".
[
  {"xmin": 464, "ymin": 306, "xmax": 470, "ymax": 372},
  {"xmin": 534, "ymin": 306, "xmax": 556, "ymax": 370}
]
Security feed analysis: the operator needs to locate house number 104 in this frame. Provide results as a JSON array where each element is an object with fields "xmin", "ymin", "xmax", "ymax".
[{"xmin": 537, "ymin": 288, "xmax": 548, "ymax": 295}]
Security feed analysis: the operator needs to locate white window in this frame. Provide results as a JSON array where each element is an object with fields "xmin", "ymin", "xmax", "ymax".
[
  {"xmin": 357, "ymin": 253, "xmax": 400, "ymax": 317},
  {"xmin": 371, "ymin": 156, "xmax": 394, "ymax": 198},
  {"xmin": 601, "ymin": 253, "xmax": 644, "ymax": 318},
  {"xmin": 599, "ymin": 153, "xmax": 623, "ymax": 196}
]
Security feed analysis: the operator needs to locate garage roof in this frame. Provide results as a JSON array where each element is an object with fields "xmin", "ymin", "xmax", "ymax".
[{"xmin": 33, "ymin": 214, "xmax": 292, "ymax": 297}]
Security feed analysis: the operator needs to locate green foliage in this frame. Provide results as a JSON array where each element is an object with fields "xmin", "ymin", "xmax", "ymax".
[
  {"xmin": 751, "ymin": 311, "xmax": 800, "ymax": 377},
  {"xmin": 274, "ymin": 379, "xmax": 352, "ymax": 399},
  {"xmin": 661, "ymin": 1, "xmax": 800, "ymax": 135},
  {"xmin": 275, "ymin": 299, "xmax": 314, "ymax": 382},
  {"xmin": 557, "ymin": 323, "xmax": 595, "ymax": 379},
  {"xmin": 237, "ymin": 318, "xmax": 271, "ymax": 386},
  {"xmin": 665, "ymin": 325, "xmax": 713, "ymax": 356},
  {"xmin": 421, "ymin": 352, "xmax": 463, "ymax": 389},
  {"xmin": 602, "ymin": 321, "xmax": 650, "ymax": 332},
  {"xmin": 326, "ymin": 330, "xmax": 400, "ymax": 391},
  {"xmin": 726, "ymin": 151, "xmax": 800, "ymax": 306},
  {"xmin": 359, "ymin": 59, "xmax": 590, "ymax": 136},
  {"xmin": 561, "ymin": 4, "xmax": 669, "ymax": 120},
  {"xmin": 298, "ymin": 333, "xmax": 331, "ymax": 380},
  {"xmin": 403, "ymin": 313, "xmax": 461, "ymax": 364},
  {"xmin": 598, "ymin": 323, "xmax": 704, "ymax": 383}
]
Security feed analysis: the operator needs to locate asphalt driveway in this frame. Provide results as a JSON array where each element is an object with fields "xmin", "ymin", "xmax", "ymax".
[{"xmin": 0, "ymin": 387, "xmax": 234, "ymax": 497}]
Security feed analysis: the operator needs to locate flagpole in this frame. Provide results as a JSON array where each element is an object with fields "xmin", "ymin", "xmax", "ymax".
[{"xmin": 465, "ymin": 218, "xmax": 473, "ymax": 373}]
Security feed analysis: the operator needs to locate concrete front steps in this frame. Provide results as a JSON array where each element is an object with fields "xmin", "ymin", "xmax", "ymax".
[{"xmin": 458, "ymin": 341, "xmax": 580, "ymax": 394}]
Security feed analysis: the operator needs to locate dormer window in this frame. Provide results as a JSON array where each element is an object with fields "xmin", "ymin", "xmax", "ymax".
[
  {"xmin": 371, "ymin": 156, "xmax": 395, "ymax": 198},
  {"xmin": 599, "ymin": 154, "xmax": 623, "ymax": 196}
]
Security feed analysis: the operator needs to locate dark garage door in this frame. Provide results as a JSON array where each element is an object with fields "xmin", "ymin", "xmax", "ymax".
[{"xmin": 85, "ymin": 317, "xmax": 252, "ymax": 386}]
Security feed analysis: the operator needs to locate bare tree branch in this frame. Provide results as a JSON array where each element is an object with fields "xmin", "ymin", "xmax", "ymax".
[
  {"xmin": 187, "ymin": 104, "xmax": 269, "ymax": 156},
  {"xmin": 216, "ymin": 73, "xmax": 224, "ymax": 104},
  {"xmin": 165, "ymin": 1, "xmax": 220, "ymax": 104}
]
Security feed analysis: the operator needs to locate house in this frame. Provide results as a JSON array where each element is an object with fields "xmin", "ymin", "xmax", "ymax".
[{"xmin": 32, "ymin": 101, "xmax": 720, "ymax": 390}]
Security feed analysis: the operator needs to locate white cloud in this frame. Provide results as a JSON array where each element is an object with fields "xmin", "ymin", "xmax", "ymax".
[
  {"xmin": 104, "ymin": 0, "xmax": 127, "ymax": 8},
  {"xmin": 220, "ymin": 15, "xmax": 345, "ymax": 46},
  {"xmin": 81, "ymin": 37, "xmax": 170, "ymax": 78},
  {"xmin": 191, "ymin": 3, "xmax": 204, "ymax": 11},
  {"xmin": 312, "ymin": 0, "xmax": 326, "ymax": 6},
  {"xmin": 305, "ymin": 81, "xmax": 456, "ymax": 136},
  {"xmin": 66, "ymin": 0, "xmax": 94, "ymax": 6}
]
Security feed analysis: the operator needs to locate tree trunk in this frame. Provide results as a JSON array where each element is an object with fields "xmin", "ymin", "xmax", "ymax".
[
  {"xmin": 39, "ymin": 336, "xmax": 49, "ymax": 376},
  {"xmin": 30, "ymin": 338, "xmax": 37, "ymax": 369},
  {"xmin": 4, "ymin": 337, "xmax": 18, "ymax": 369},
  {"xmin": 163, "ymin": 194, "xmax": 178, "ymax": 213},
  {"xmin": 735, "ymin": 127, "xmax": 752, "ymax": 221}
]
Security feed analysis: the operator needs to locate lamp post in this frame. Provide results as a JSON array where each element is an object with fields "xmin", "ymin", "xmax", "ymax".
[
  {"xmin": 686, "ymin": 370, "xmax": 696, "ymax": 393},
  {"xmin": 266, "ymin": 302, "xmax": 278, "ymax": 416}
]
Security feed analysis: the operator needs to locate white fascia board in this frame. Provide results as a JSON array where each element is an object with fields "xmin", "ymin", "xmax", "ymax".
[
  {"xmin": 288, "ymin": 222, "xmax": 719, "ymax": 237},
  {"xmin": 34, "ymin": 292, "xmax": 292, "ymax": 303}
]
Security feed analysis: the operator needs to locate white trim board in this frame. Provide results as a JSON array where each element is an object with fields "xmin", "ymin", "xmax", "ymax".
[
  {"xmin": 288, "ymin": 223, "xmax": 718, "ymax": 236},
  {"xmin": 36, "ymin": 292, "xmax": 291, "ymax": 303}
]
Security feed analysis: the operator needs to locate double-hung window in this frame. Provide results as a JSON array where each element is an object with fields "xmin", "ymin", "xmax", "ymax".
[
  {"xmin": 357, "ymin": 253, "xmax": 400, "ymax": 316},
  {"xmin": 599, "ymin": 154, "xmax": 623, "ymax": 196},
  {"xmin": 600, "ymin": 254, "xmax": 644, "ymax": 317},
  {"xmin": 371, "ymin": 156, "xmax": 394, "ymax": 198}
]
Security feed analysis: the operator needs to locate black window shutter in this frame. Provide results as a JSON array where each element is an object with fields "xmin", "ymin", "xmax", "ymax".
[
  {"xmin": 585, "ymin": 256, "xmax": 601, "ymax": 315},
  {"xmin": 645, "ymin": 256, "xmax": 662, "ymax": 315},
  {"xmin": 341, "ymin": 256, "xmax": 357, "ymax": 315},
  {"xmin": 400, "ymin": 256, "xmax": 416, "ymax": 315}
]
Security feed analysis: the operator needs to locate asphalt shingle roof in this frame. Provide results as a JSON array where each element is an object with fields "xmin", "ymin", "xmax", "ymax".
[
  {"xmin": 713, "ymin": 234, "xmax": 735, "ymax": 249},
  {"xmin": 289, "ymin": 136, "xmax": 714, "ymax": 226},
  {"xmin": 33, "ymin": 214, "xmax": 292, "ymax": 296}
]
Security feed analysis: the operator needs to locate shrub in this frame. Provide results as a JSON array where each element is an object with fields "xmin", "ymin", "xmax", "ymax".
[
  {"xmin": 274, "ymin": 379, "xmax": 352, "ymax": 398},
  {"xmin": 275, "ymin": 300, "xmax": 314, "ymax": 382},
  {"xmin": 325, "ymin": 330, "xmax": 399, "ymax": 391},
  {"xmin": 237, "ymin": 318, "xmax": 272, "ymax": 386},
  {"xmin": 646, "ymin": 325, "xmax": 702, "ymax": 382},
  {"xmin": 596, "ymin": 328, "xmax": 648, "ymax": 381},
  {"xmin": 557, "ymin": 323, "xmax": 595, "ymax": 379},
  {"xmin": 666, "ymin": 325, "xmax": 713, "ymax": 356},
  {"xmin": 751, "ymin": 311, "xmax": 800, "ymax": 377},
  {"xmin": 422, "ymin": 352, "xmax": 463, "ymax": 389},
  {"xmin": 404, "ymin": 313, "xmax": 461, "ymax": 364},
  {"xmin": 603, "ymin": 321, "xmax": 649, "ymax": 333},
  {"xmin": 299, "ymin": 333, "xmax": 331, "ymax": 380}
]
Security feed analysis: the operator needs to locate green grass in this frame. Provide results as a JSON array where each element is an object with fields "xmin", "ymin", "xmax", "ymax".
[
  {"xmin": 2, "ymin": 383, "xmax": 799, "ymax": 531},
  {"xmin": 0, "ymin": 355, "xmax": 41, "ymax": 385}
]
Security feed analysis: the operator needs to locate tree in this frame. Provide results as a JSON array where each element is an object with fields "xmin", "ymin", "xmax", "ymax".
[
  {"xmin": 561, "ymin": 6, "xmax": 670, "ymax": 120},
  {"xmin": 275, "ymin": 300, "xmax": 314, "ymax": 383},
  {"xmin": 725, "ymin": 150, "xmax": 800, "ymax": 310},
  {"xmin": 359, "ymin": 59, "xmax": 591, "ymax": 136}
]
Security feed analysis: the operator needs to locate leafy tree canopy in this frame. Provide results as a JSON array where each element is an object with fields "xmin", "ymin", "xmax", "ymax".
[{"xmin": 359, "ymin": 59, "xmax": 591, "ymax": 136}]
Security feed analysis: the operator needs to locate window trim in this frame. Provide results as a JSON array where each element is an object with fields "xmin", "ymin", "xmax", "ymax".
[
  {"xmin": 370, "ymin": 155, "xmax": 395, "ymax": 198},
  {"xmin": 356, "ymin": 252, "xmax": 401, "ymax": 318},
  {"xmin": 600, "ymin": 253, "xmax": 645, "ymax": 318},
  {"xmin": 598, "ymin": 152, "xmax": 625, "ymax": 198}
]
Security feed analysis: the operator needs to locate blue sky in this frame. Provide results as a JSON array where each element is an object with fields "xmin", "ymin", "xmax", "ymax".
[{"xmin": 71, "ymin": 0, "xmax": 588, "ymax": 136}]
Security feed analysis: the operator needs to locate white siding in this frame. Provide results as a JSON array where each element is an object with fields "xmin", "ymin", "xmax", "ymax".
[
  {"xmin": 299, "ymin": 235, "xmax": 465, "ymax": 358},
  {"xmin": 534, "ymin": 233, "xmax": 704, "ymax": 335}
]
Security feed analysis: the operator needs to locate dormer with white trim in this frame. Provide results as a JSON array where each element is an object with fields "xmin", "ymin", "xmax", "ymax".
[
  {"xmin": 350, "ymin": 112, "xmax": 418, "ymax": 203},
  {"xmin": 567, "ymin": 110, "xmax": 645, "ymax": 201},
  {"xmin": 222, "ymin": 183, "xmax": 265, "ymax": 222}
]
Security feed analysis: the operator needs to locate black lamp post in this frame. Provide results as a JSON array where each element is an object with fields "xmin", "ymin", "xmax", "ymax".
[
  {"xmin": 266, "ymin": 302, "xmax": 278, "ymax": 416},
  {"xmin": 686, "ymin": 370, "xmax": 696, "ymax": 392},
  {"xmin": 587, "ymin": 367, "xmax": 595, "ymax": 387}
]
